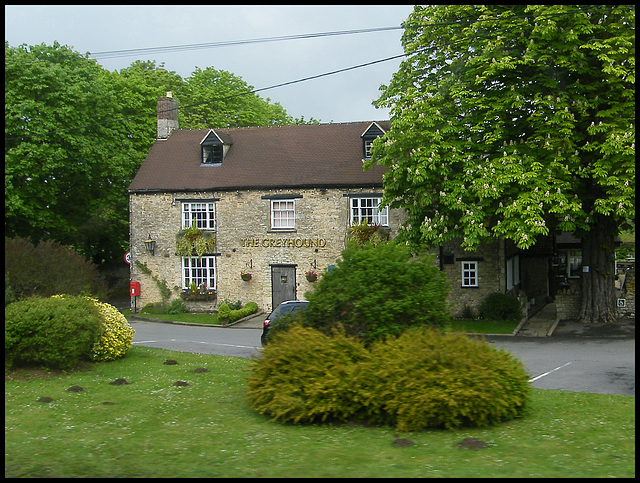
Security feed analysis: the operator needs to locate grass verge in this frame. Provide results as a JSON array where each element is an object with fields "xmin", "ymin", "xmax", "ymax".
[
  {"xmin": 130, "ymin": 311, "xmax": 220, "ymax": 325},
  {"xmin": 5, "ymin": 347, "xmax": 634, "ymax": 478}
]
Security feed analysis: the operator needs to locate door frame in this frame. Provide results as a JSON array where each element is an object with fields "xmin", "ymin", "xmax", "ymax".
[{"xmin": 270, "ymin": 264, "xmax": 297, "ymax": 309}]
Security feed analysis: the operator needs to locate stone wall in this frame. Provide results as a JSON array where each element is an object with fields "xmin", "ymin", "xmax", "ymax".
[
  {"xmin": 616, "ymin": 267, "xmax": 635, "ymax": 318},
  {"xmin": 129, "ymin": 188, "xmax": 404, "ymax": 312},
  {"xmin": 555, "ymin": 283, "xmax": 582, "ymax": 320},
  {"xmin": 435, "ymin": 238, "xmax": 506, "ymax": 318}
]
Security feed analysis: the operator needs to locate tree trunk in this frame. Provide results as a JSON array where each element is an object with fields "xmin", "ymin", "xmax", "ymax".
[{"xmin": 578, "ymin": 215, "xmax": 618, "ymax": 324}]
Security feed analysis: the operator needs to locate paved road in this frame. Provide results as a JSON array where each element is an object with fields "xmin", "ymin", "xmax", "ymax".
[
  {"xmin": 483, "ymin": 335, "xmax": 635, "ymax": 396},
  {"xmin": 130, "ymin": 319, "xmax": 635, "ymax": 396},
  {"xmin": 130, "ymin": 319, "xmax": 262, "ymax": 359}
]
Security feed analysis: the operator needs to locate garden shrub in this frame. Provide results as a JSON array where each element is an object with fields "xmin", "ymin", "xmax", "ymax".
[
  {"xmin": 217, "ymin": 303, "xmax": 231, "ymax": 320},
  {"xmin": 87, "ymin": 297, "xmax": 135, "ymax": 362},
  {"xmin": 229, "ymin": 301, "xmax": 259, "ymax": 322},
  {"xmin": 355, "ymin": 327, "xmax": 531, "ymax": 431},
  {"xmin": 246, "ymin": 326, "xmax": 370, "ymax": 424},
  {"xmin": 479, "ymin": 293, "xmax": 522, "ymax": 321},
  {"xmin": 302, "ymin": 241, "xmax": 450, "ymax": 344},
  {"xmin": 4, "ymin": 236, "xmax": 107, "ymax": 300},
  {"xmin": 5, "ymin": 295, "xmax": 103, "ymax": 370},
  {"xmin": 246, "ymin": 326, "xmax": 530, "ymax": 431},
  {"xmin": 166, "ymin": 299, "xmax": 188, "ymax": 314},
  {"xmin": 219, "ymin": 301, "xmax": 259, "ymax": 323}
]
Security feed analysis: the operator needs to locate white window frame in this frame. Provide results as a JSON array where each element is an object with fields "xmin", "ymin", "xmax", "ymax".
[
  {"xmin": 350, "ymin": 197, "xmax": 389, "ymax": 226},
  {"xmin": 364, "ymin": 139, "xmax": 374, "ymax": 158},
  {"xmin": 182, "ymin": 256, "xmax": 216, "ymax": 290},
  {"xmin": 461, "ymin": 261, "xmax": 479, "ymax": 288},
  {"xmin": 182, "ymin": 202, "xmax": 216, "ymax": 230},
  {"xmin": 271, "ymin": 199, "xmax": 295, "ymax": 230}
]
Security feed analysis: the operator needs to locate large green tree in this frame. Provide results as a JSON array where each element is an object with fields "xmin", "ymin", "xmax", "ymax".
[
  {"xmin": 5, "ymin": 43, "xmax": 304, "ymax": 265},
  {"xmin": 176, "ymin": 66, "xmax": 294, "ymax": 128},
  {"xmin": 5, "ymin": 42, "xmax": 142, "ymax": 264},
  {"xmin": 367, "ymin": 5, "xmax": 634, "ymax": 324}
]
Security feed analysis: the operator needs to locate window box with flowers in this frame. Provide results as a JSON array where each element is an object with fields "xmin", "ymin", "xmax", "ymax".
[
  {"xmin": 305, "ymin": 270, "xmax": 318, "ymax": 282},
  {"xmin": 241, "ymin": 270, "xmax": 252, "ymax": 281},
  {"xmin": 181, "ymin": 281, "xmax": 216, "ymax": 301},
  {"xmin": 175, "ymin": 224, "xmax": 216, "ymax": 258}
]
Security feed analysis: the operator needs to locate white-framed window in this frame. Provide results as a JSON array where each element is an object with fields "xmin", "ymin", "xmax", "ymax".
[
  {"xmin": 461, "ymin": 261, "xmax": 479, "ymax": 288},
  {"xmin": 350, "ymin": 197, "xmax": 389, "ymax": 226},
  {"xmin": 364, "ymin": 139, "xmax": 375, "ymax": 158},
  {"xmin": 182, "ymin": 256, "xmax": 216, "ymax": 290},
  {"xmin": 271, "ymin": 200, "xmax": 295, "ymax": 230},
  {"xmin": 182, "ymin": 202, "xmax": 216, "ymax": 230}
]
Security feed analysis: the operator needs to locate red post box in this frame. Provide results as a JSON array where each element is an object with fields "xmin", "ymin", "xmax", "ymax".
[{"xmin": 130, "ymin": 281, "xmax": 141, "ymax": 297}]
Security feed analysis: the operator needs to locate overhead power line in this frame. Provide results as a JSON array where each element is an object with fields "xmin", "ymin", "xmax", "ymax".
[
  {"xmin": 5, "ymin": 51, "xmax": 407, "ymax": 142},
  {"xmin": 89, "ymin": 26, "xmax": 403, "ymax": 59}
]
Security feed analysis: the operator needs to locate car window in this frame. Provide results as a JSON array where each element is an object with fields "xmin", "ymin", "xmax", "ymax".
[{"xmin": 270, "ymin": 302, "xmax": 308, "ymax": 320}]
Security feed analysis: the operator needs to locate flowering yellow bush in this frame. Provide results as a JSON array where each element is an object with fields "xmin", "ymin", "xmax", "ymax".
[
  {"xmin": 51, "ymin": 295, "xmax": 135, "ymax": 362},
  {"xmin": 90, "ymin": 299, "xmax": 135, "ymax": 361}
]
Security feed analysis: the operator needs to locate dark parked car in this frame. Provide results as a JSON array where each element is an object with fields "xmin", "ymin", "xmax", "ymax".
[{"xmin": 261, "ymin": 300, "xmax": 309, "ymax": 346}]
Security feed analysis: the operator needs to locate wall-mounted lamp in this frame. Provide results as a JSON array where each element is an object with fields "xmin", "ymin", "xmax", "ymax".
[{"xmin": 144, "ymin": 234, "xmax": 156, "ymax": 256}]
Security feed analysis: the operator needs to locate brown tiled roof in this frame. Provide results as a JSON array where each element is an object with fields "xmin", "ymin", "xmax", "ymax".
[{"xmin": 128, "ymin": 121, "xmax": 390, "ymax": 192}]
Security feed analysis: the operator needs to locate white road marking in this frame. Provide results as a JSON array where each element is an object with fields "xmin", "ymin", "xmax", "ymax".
[
  {"xmin": 133, "ymin": 339, "xmax": 257, "ymax": 349},
  {"xmin": 529, "ymin": 362, "xmax": 573, "ymax": 382}
]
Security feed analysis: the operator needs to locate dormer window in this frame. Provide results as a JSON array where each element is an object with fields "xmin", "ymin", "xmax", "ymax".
[
  {"xmin": 200, "ymin": 129, "xmax": 231, "ymax": 165},
  {"xmin": 361, "ymin": 122, "xmax": 386, "ymax": 159},
  {"xmin": 202, "ymin": 144, "xmax": 223, "ymax": 164}
]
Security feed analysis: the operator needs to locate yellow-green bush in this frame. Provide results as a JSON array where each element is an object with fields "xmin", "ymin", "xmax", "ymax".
[
  {"xmin": 246, "ymin": 326, "xmax": 370, "ymax": 424},
  {"xmin": 89, "ymin": 298, "xmax": 135, "ymax": 361},
  {"xmin": 246, "ymin": 326, "xmax": 530, "ymax": 430},
  {"xmin": 356, "ymin": 328, "xmax": 531, "ymax": 430},
  {"xmin": 49, "ymin": 295, "xmax": 135, "ymax": 362}
]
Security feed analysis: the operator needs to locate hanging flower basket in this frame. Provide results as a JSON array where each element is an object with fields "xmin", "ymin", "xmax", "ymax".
[
  {"xmin": 241, "ymin": 270, "xmax": 252, "ymax": 281},
  {"xmin": 175, "ymin": 224, "xmax": 216, "ymax": 258},
  {"xmin": 305, "ymin": 270, "xmax": 318, "ymax": 282}
]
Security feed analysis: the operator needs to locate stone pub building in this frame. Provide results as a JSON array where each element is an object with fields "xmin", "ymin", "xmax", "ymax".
[{"xmin": 129, "ymin": 94, "xmax": 608, "ymax": 319}]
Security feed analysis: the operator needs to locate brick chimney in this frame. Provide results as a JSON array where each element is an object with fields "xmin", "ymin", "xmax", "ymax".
[{"xmin": 157, "ymin": 92, "xmax": 179, "ymax": 139}]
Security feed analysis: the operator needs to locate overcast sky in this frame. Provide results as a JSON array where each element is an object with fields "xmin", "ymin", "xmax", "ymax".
[{"xmin": 5, "ymin": 5, "xmax": 416, "ymax": 123}]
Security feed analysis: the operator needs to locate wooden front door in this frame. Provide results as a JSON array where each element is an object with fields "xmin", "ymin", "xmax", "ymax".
[{"xmin": 271, "ymin": 265, "xmax": 296, "ymax": 309}]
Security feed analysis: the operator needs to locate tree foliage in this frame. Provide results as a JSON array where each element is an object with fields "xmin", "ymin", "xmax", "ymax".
[
  {"xmin": 367, "ymin": 5, "xmax": 634, "ymax": 323},
  {"xmin": 5, "ymin": 43, "xmax": 304, "ymax": 265},
  {"xmin": 176, "ymin": 67, "xmax": 294, "ymax": 128},
  {"xmin": 302, "ymin": 241, "xmax": 451, "ymax": 344},
  {"xmin": 5, "ymin": 42, "xmax": 142, "ymax": 264}
]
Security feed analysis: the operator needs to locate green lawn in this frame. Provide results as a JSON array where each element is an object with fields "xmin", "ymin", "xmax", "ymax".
[
  {"xmin": 130, "ymin": 310, "xmax": 221, "ymax": 325},
  {"xmin": 5, "ymin": 347, "xmax": 635, "ymax": 478}
]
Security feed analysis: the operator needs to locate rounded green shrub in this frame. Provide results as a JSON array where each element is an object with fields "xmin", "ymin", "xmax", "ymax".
[
  {"xmin": 302, "ymin": 241, "xmax": 450, "ymax": 344},
  {"xmin": 229, "ymin": 301, "xmax": 259, "ymax": 322},
  {"xmin": 5, "ymin": 295, "xmax": 103, "ymax": 370},
  {"xmin": 479, "ymin": 293, "xmax": 522, "ymax": 321},
  {"xmin": 246, "ymin": 326, "xmax": 531, "ymax": 431},
  {"xmin": 246, "ymin": 326, "xmax": 371, "ymax": 424},
  {"xmin": 356, "ymin": 327, "xmax": 531, "ymax": 431},
  {"xmin": 217, "ymin": 303, "xmax": 231, "ymax": 320}
]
